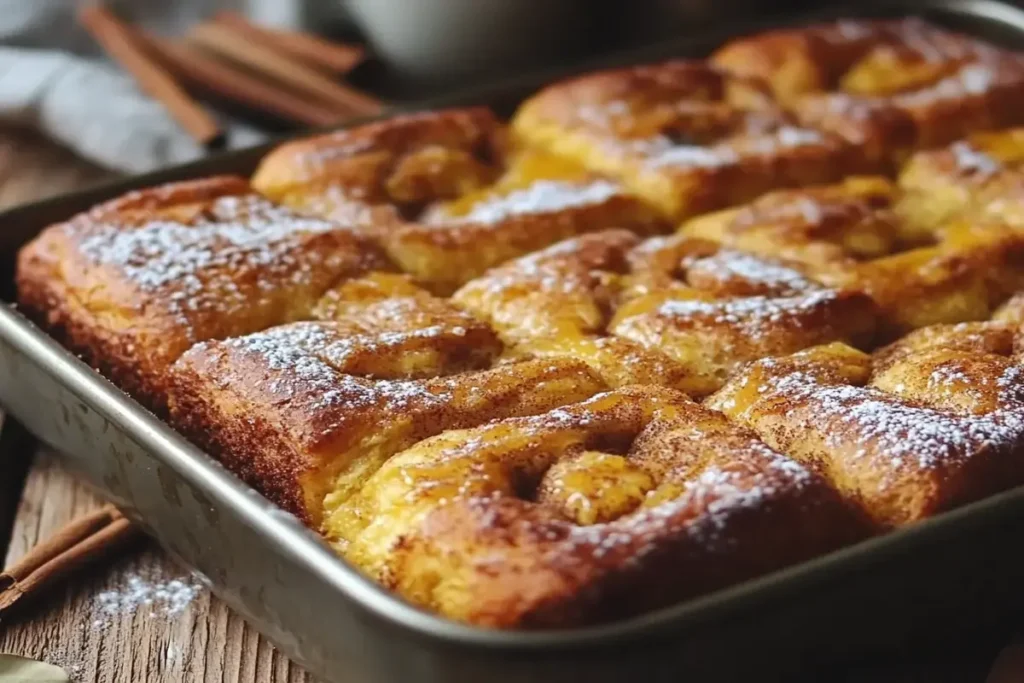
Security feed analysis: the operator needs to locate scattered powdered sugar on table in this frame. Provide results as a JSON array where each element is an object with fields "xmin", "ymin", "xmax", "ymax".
[{"xmin": 90, "ymin": 570, "xmax": 203, "ymax": 628}]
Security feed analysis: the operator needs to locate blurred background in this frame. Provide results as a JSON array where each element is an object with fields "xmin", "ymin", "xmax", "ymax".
[{"xmin": 0, "ymin": 0, "xmax": 817, "ymax": 174}]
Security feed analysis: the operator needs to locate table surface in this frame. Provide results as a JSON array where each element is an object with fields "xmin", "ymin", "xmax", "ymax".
[{"xmin": 0, "ymin": 126, "xmax": 1022, "ymax": 683}]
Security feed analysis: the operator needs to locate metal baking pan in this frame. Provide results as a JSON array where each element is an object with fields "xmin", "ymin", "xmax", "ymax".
[{"xmin": 3, "ymin": 1, "xmax": 1024, "ymax": 681}]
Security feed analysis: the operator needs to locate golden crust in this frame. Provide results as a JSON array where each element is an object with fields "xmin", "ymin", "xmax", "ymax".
[
  {"xmin": 708, "ymin": 326, "xmax": 1024, "ymax": 526},
  {"xmin": 847, "ymin": 227, "xmax": 1024, "ymax": 336},
  {"xmin": 512, "ymin": 60, "xmax": 864, "ymax": 219},
  {"xmin": 169, "ymin": 281, "xmax": 606, "ymax": 526},
  {"xmin": 16, "ymin": 18, "xmax": 1024, "ymax": 631},
  {"xmin": 898, "ymin": 128, "xmax": 1024, "ymax": 231},
  {"xmin": 712, "ymin": 19, "xmax": 969, "ymax": 101},
  {"xmin": 253, "ymin": 107, "xmax": 504, "ymax": 219},
  {"xmin": 331, "ymin": 385, "xmax": 871, "ymax": 627},
  {"xmin": 713, "ymin": 19, "xmax": 1024, "ymax": 165},
  {"xmin": 253, "ymin": 108, "xmax": 666, "ymax": 293},
  {"xmin": 681, "ymin": 177, "xmax": 1024, "ymax": 338},
  {"xmin": 16, "ymin": 176, "xmax": 384, "ymax": 411},
  {"xmin": 454, "ymin": 229, "xmax": 877, "ymax": 396}
]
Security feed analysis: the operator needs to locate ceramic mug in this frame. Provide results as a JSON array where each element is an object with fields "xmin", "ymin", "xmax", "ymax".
[{"xmin": 345, "ymin": 0, "xmax": 585, "ymax": 82}]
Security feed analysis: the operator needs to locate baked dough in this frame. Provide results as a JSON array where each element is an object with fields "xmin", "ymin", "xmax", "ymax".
[
  {"xmin": 331, "ymin": 385, "xmax": 871, "ymax": 627},
  {"xmin": 16, "ymin": 176, "xmax": 385, "ymax": 410},
  {"xmin": 16, "ymin": 16, "xmax": 1024, "ymax": 630},
  {"xmin": 713, "ymin": 18, "xmax": 1024, "ymax": 165},
  {"xmin": 454, "ymin": 229, "xmax": 877, "ymax": 396},
  {"xmin": 513, "ymin": 61, "xmax": 863, "ymax": 218},
  {"xmin": 253, "ymin": 108, "xmax": 666, "ymax": 293},
  {"xmin": 708, "ymin": 309, "xmax": 1024, "ymax": 526}
]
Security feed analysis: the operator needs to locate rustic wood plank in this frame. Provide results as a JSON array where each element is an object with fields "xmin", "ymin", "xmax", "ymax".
[{"xmin": 0, "ymin": 451, "xmax": 314, "ymax": 683}]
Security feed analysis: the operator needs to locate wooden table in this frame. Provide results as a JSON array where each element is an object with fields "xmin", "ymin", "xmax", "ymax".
[{"xmin": 0, "ymin": 126, "xmax": 1021, "ymax": 683}]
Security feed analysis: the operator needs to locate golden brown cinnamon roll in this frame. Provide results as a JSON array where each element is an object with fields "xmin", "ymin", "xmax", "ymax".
[
  {"xmin": 455, "ymin": 229, "xmax": 877, "ymax": 396},
  {"xmin": 709, "ymin": 318, "xmax": 1024, "ymax": 526},
  {"xmin": 513, "ymin": 61, "xmax": 862, "ymax": 219},
  {"xmin": 253, "ymin": 108, "xmax": 666, "ymax": 293},
  {"xmin": 331, "ymin": 385, "xmax": 871, "ymax": 627},
  {"xmin": 713, "ymin": 18, "xmax": 1024, "ymax": 165},
  {"xmin": 16, "ymin": 175, "xmax": 385, "ymax": 411}
]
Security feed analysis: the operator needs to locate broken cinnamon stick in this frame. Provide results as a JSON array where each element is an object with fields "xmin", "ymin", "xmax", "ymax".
[{"xmin": 0, "ymin": 504, "xmax": 141, "ymax": 616}]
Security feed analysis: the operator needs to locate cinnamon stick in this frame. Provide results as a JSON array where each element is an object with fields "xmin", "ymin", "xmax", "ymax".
[
  {"xmin": 0, "ymin": 504, "xmax": 140, "ymax": 616},
  {"xmin": 213, "ymin": 11, "xmax": 365, "ymax": 75},
  {"xmin": 187, "ymin": 21, "xmax": 384, "ymax": 118},
  {"xmin": 136, "ymin": 31, "xmax": 344, "ymax": 128},
  {"xmin": 78, "ymin": 5, "xmax": 224, "ymax": 147}
]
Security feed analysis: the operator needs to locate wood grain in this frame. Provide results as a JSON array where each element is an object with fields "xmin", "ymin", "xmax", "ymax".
[
  {"xmin": 0, "ymin": 452, "xmax": 312, "ymax": 683},
  {"xmin": 0, "ymin": 128, "xmax": 313, "ymax": 682}
]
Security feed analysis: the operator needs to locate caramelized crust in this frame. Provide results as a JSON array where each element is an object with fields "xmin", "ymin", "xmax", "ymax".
[
  {"xmin": 512, "ymin": 60, "xmax": 862, "ymax": 219},
  {"xmin": 848, "ymin": 226, "xmax": 1024, "ymax": 336},
  {"xmin": 16, "ymin": 176, "xmax": 385, "ymax": 410},
  {"xmin": 713, "ymin": 19, "xmax": 1024, "ymax": 164},
  {"xmin": 453, "ymin": 229, "xmax": 877, "ymax": 396},
  {"xmin": 253, "ymin": 107, "xmax": 504, "ymax": 214},
  {"xmin": 708, "ymin": 325, "xmax": 1024, "ymax": 526},
  {"xmin": 898, "ymin": 128, "xmax": 1024, "ymax": 231},
  {"xmin": 681, "ymin": 177, "xmax": 1024, "ymax": 337},
  {"xmin": 253, "ymin": 108, "xmax": 665, "ymax": 292},
  {"xmin": 16, "ymin": 17, "xmax": 1024, "ymax": 632},
  {"xmin": 330, "ymin": 386, "xmax": 870, "ymax": 627},
  {"xmin": 169, "ymin": 279, "xmax": 606, "ymax": 526},
  {"xmin": 712, "ymin": 19, "xmax": 978, "ymax": 102}
]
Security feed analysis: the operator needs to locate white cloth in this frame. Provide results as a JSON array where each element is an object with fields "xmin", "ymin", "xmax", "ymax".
[{"xmin": 0, "ymin": 0, "xmax": 278, "ymax": 173}]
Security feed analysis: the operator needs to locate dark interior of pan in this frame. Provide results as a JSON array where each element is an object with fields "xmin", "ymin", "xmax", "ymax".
[{"xmin": 1, "ymin": 1, "xmax": 1024, "ymax": 681}]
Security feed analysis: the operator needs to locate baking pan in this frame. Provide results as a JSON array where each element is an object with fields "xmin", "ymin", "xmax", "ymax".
[{"xmin": 3, "ymin": 1, "xmax": 1024, "ymax": 681}]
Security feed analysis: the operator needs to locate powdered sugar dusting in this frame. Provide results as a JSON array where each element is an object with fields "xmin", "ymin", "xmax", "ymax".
[
  {"xmin": 773, "ymin": 126, "xmax": 826, "ymax": 148},
  {"xmin": 766, "ymin": 369, "xmax": 1024, "ymax": 473},
  {"xmin": 690, "ymin": 250, "xmax": 821, "ymax": 295},
  {"xmin": 75, "ymin": 193, "xmax": 350, "ymax": 330},
  {"xmin": 644, "ymin": 125, "xmax": 825, "ymax": 170},
  {"xmin": 294, "ymin": 135, "xmax": 376, "ymax": 169},
  {"xmin": 566, "ymin": 448, "xmax": 815, "ymax": 560},
  {"xmin": 575, "ymin": 100, "xmax": 632, "ymax": 128},
  {"xmin": 646, "ymin": 143, "xmax": 737, "ymax": 169},
  {"xmin": 221, "ymin": 322, "xmax": 445, "ymax": 414},
  {"xmin": 928, "ymin": 364, "xmax": 973, "ymax": 388},
  {"xmin": 895, "ymin": 61, "xmax": 1013, "ymax": 107},
  {"xmin": 225, "ymin": 323, "xmax": 350, "ymax": 404},
  {"xmin": 437, "ymin": 180, "xmax": 621, "ymax": 225},
  {"xmin": 657, "ymin": 290, "xmax": 837, "ymax": 335},
  {"xmin": 950, "ymin": 141, "xmax": 1001, "ymax": 177}
]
